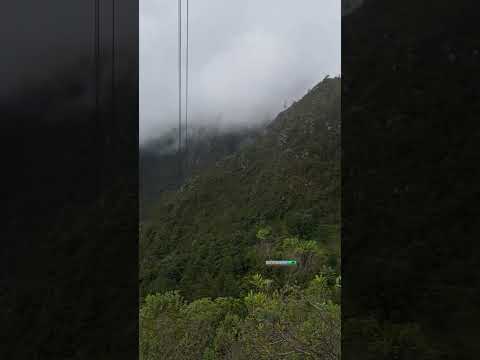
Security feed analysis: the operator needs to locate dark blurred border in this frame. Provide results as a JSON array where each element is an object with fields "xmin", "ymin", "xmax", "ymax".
[
  {"xmin": 342, "ymin": 0, "xmax": 480, "ymax": 358},
  {"xmin": 1, "ymin": 1, "xmax": 138, "ymax": 358}
]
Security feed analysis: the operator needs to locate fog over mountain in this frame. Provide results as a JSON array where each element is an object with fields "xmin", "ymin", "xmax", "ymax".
[{"xmin": 140, "ymin": 0, "xmax": 340, "ymax": 143}]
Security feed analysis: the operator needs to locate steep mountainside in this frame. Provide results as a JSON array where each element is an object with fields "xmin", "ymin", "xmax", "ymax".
[
  {"xmin": 140, "ymin": 126, "xmax": 259, "ymax": 219},
  {"xmin": 140, "ymin": 77, "xmax": 340, "ymax": 301}
]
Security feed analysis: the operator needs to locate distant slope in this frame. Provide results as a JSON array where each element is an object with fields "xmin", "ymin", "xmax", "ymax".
[
  {"xmin": 140, "ymin": 126, "xmax": 259, "ymax": 219},
  {"xmin": 140, "ymin": 77, "xmax": 340, "ymax": 300}
]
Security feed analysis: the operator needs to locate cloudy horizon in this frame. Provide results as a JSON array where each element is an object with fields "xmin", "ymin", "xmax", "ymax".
[{"xmin": 140, "ymin": 0, "xmax": 340, "ymax": 144}]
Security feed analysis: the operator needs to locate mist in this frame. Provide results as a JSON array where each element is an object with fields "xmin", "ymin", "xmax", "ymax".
[{"xmin": 140, "ymin": 0, "xmax": 340, "ymax": 144}]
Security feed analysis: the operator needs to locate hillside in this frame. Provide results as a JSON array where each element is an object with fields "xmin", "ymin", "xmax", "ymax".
[
  {"xmin": 139, "ymin": 76, "xmax": 340, "ymax": 359},
  {"xmin": 140, "ymin": 125, "xmax": 259, "ymax": 219},
  {"xmin": 140, "ymin": 76, "xmax": 340, "ymax": 300}
]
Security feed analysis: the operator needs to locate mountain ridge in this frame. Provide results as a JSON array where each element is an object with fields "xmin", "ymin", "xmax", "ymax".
[{"xmin": 140, "ymin": 76, "xmax": 340, "ymax": 301}]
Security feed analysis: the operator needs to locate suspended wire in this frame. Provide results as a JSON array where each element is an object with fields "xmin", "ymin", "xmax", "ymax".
[
  {"xmin": 112, "ymin": 0, "xmax": 115, "ymax": 137},
  {"xmin": 95, "ymin": 0, "xmax": 100, "ymax": 118},
  {"xmin": 185, "ymin": 0, "xmax": 189, "ymax": 155},
  {"xmin": 95, "ymin": 0, "xmax": 101, "ymax": 195},
  {"xmin": 178, "ymin": 0, "xmax": 182, "ymax": 180}
]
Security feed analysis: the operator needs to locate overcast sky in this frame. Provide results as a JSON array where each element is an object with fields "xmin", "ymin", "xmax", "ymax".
[{"xmin": 140, "ymin": 0, "xmax": 340, "ymax": 143}]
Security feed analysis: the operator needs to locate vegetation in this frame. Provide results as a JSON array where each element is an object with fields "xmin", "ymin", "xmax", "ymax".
[
  {"xmin": 140, "ymin": 273, "xmax": 340, "ymax": 360},
  {"xmin": 140, "ymin": 77, "xmax": 340, "ymax": 358},
  {"xmin": 140, "ymin": 125, "xmax": 260, "ymax": 218}
]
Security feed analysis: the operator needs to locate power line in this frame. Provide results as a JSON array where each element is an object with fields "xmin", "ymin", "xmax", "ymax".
[
  {"xmin": 177, "ymin": 0, "xmax": 191, "ymax": 180},
  {"xmin": 112, "ymin": 0, "xmax": 115, "ymax": 140},
  {"xmin": 178, "ymin": 0, "xmax": 182, "ymax": 180},
  {"xmin": 185, "ymin": 0, "xmax": 189, "ymax": 154},
  {"xmin": 95, "ymin": 0, "xmax": 101, "ymax": 196}
]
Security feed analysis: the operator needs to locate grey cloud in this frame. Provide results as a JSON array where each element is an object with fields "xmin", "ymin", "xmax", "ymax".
[{"xmin": 140, "ymin": 0, "xmax": 340, "ymax": 143}]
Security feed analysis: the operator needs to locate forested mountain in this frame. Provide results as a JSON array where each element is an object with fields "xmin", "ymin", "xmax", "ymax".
[
  {"xmin": 140, "ymin": 125, "xmax": 259, "ymax": 219},
  {"xmin": 140, "ymin": 76, "xmax": 340, "ymax": 299},
  {"xmin": 139, "ymin": 77, "xmax": 341, "ymax": 359}
]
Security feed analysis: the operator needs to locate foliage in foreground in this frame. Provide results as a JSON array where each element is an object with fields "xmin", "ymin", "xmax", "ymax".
[{"xmin": 140, "ymin": 273, "xmax": 340, "ymax": 360}]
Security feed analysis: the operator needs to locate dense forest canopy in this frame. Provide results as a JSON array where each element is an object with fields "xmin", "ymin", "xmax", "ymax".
[{"xmin": 140, "ymin": 77, "xmax": 341, "ymax": 359}]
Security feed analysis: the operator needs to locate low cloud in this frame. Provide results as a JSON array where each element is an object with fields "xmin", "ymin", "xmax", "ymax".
[{"xmin": 140, "ymin": 0, "xmax": 340, "ymax": 143}]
